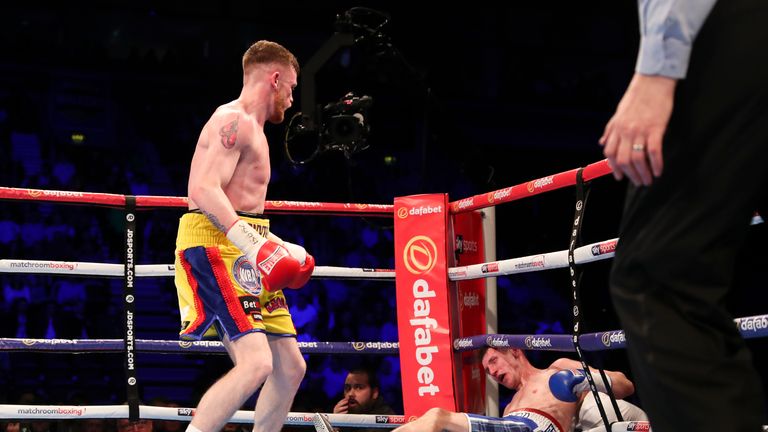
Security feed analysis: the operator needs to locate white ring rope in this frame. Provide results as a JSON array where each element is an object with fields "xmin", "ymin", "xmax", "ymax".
[
  {"xmin": 0, "ymin": 237, "xmax": 616, "ymax": 281},
  {"xmin": 449, "ymin": 238, "xmax": 618, "ymax": 281},
  {"xmin": 0, "ymin": 338, "xmax": 400, "ymax": 354},
  {"xmin": 1, "ymin": 209, "xmax": 760, "ymax": 282},
  {"xmin": 0, "ymin": 405, "xmax": 404, "ymax": 428},
  {"xmin": 452, "ymin": 213, "xmax": 761, "ymax": 281},
  {"xmin": 0, "ymin": 261, "xmax": 394, "ymax": 279}
]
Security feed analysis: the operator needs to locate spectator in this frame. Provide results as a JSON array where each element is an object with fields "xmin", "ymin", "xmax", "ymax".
[{"xmin": 330, "ymin": 367, "xmax": 396, "ymax": 432}]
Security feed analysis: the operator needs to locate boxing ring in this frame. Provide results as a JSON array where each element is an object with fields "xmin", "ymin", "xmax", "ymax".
[{"xmin": 1, "ymin": 159, "xmax": 766, "ymax": 431}]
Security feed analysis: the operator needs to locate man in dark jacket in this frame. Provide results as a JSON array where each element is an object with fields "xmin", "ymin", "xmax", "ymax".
[{"xmin": 331, "ymin": 367, "xmax": 395, "ymax": 432}]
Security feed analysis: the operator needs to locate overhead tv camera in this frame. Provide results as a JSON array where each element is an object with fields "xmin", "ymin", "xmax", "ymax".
[{"xmin": 284, "ymin": 8, "xmax": 385, "ymax": 164}]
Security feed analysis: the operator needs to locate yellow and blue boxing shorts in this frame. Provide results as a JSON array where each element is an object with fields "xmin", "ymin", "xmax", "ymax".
[{"xmin": 174, "ymin": 211, "xmax": 296, "ymax": 341}]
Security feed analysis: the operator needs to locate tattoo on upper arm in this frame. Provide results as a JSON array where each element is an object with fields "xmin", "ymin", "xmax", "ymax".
[
  {"xmin": 219, "ymin": 118, "xmax": 239, "ymax": 149},
  {"xmin": 202, "ymin": 210, "xmax": 228, "ymax": 232}
]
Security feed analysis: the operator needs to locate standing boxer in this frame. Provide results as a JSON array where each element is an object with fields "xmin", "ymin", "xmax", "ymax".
[{"xmin": 174, "ymin": 40, "xmax": 314, "ymax": 432}]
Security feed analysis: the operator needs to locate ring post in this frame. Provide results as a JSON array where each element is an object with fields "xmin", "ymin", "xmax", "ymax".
[
  {"xmin": 394, "ymin": 194, "xmax": 456, "ymax": 418},
  {"xmin": 481, "ymin": 207, "xmax": 498, "ymax": 416}
]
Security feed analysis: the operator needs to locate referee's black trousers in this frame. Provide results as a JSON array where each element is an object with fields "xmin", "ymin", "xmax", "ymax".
[{"xmin": 610, "ymin": 0, "xmax": 768, "ymax": 431}]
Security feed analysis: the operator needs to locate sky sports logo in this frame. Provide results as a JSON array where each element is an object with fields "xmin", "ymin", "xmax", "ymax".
[
  {"xmin": 590, "ymin": 240, "xmax": 617, "ymax": 256},
  {"xmin": 481, "ymin": 262, "xmax": 499, "ymax": 273},
  {"xmin": 376, "ymin": 415, "xmax": 406, "ymax": 424}
]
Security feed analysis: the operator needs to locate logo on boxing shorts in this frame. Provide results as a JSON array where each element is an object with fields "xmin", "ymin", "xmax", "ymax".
[
  {"xmin": 232, "ymin": 256, "xmax": 262, "ymax": 295},
  {"xmin": 263, "ymin": 296, "xmax": 288, "ymax": 313},
  {"xmin": 240, "ymin": 295, "xmax": 263, "ymax": 321},
  {"xmin": 403, "ymin": 235, "xmax": 438, "ymax": 275}
]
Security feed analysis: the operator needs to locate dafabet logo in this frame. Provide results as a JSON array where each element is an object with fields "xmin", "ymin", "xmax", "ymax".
[{"xmin": 403, "ymin": 235, "xmax": 438, "ymax": 275}]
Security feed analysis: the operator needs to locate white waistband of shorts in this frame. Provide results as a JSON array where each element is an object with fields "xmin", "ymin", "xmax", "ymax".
[{"xmin": 505, "ymin": 408, "xmax": 562, "ymax": 432}]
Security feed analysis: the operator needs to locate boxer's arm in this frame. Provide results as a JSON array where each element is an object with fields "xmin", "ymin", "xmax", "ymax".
[
  {"xmin": 551, "ymin": 358, "xmax": 635, "ymax": 399},
  {"xmin": 188, "ymin": 112, "xmax": 245, "ymax": 232}
]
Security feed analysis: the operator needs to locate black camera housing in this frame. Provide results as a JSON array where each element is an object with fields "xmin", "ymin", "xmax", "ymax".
[{"xmin": 321, "ymin": 93, "xmax": 373, "ymax": 156}]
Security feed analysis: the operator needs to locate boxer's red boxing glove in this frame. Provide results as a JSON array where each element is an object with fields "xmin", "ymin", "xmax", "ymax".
[
  {"xmin": 283, "ymin": 241, "xmax": 315, "ymax": 288},
  {"xmin": 226, "ymin": 220, "xmax": 300, "ymax": 292}
]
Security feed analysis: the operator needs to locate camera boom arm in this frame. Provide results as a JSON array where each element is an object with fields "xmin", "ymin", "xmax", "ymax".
[{"xmin": 299, "ymin": 32, "xmax": 355, "ymax": 131}]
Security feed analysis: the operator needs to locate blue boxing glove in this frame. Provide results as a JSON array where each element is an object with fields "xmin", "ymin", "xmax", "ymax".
[{"xmin": 549, "ymin": 369, "xmax": 611, "ymax": 402}]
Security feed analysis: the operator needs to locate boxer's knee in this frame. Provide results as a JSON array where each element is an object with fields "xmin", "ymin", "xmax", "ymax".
[
  {"xmin": 283, "ymin": 354, "xmax": 306, "ymax": 388},
  {"xmin": 233, "ymin": 355, "xmax": 273, "ymax": 393}
]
